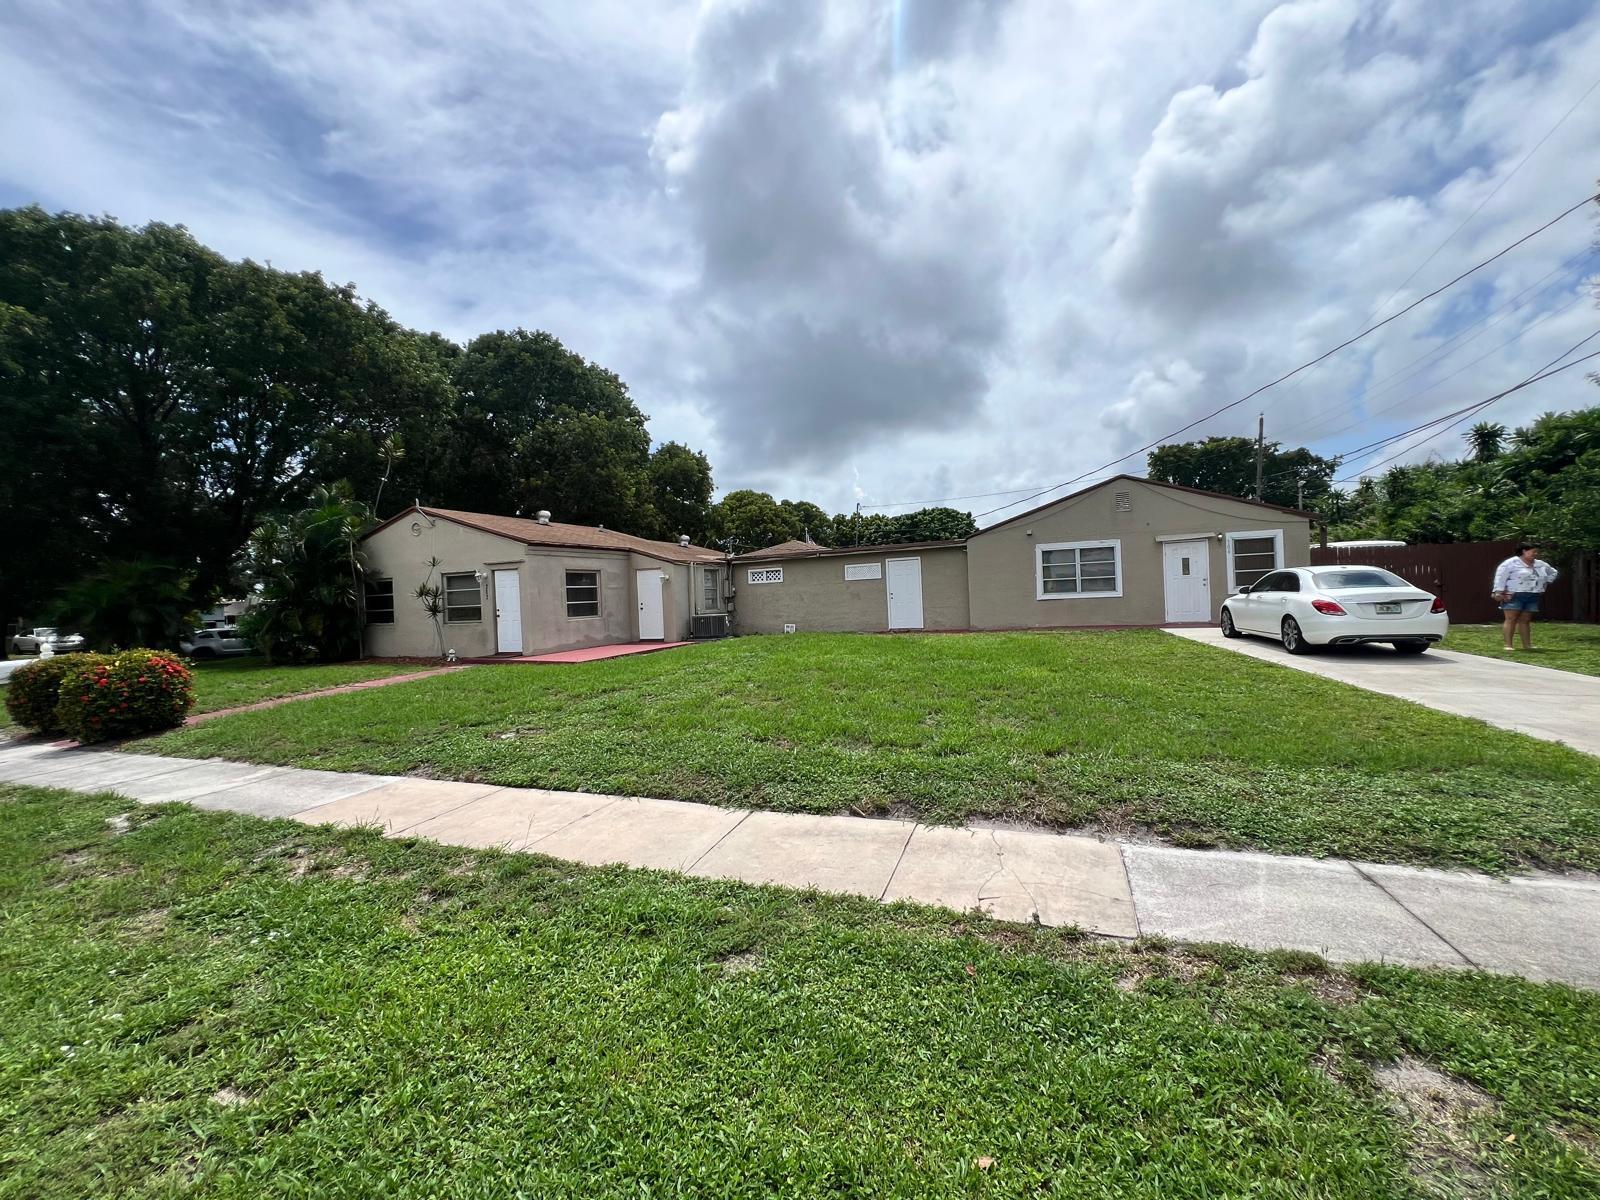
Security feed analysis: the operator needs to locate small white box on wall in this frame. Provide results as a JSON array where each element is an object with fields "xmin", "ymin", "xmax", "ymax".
[
  {"xmin": 783, "ymin": 623, "xmax": 797, "ymax": 634},
  {"xmin": 843, "ymin": 563, "xmax": 882, "ymax": 581}
]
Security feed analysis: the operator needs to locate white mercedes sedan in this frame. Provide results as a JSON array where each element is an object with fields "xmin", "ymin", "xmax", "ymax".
[{"xmin": 1220, "ymin": 565, "xmax": 1448, "ymax": 655}]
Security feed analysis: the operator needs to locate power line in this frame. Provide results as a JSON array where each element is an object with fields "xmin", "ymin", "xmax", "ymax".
[
  {"xmin": 1363, "ymin": 72, "xmax": 1600, "ymax": 325},
  {"xmin": 1332, "ymin": 341, "xmax": 1600, "ymax": 483},
  {"xmin": 973, "ymin": 189, "xmax": 1600, "ymax": 522}
]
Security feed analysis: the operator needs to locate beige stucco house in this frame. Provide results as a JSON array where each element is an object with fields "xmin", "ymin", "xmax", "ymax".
[
  {"xmin": 731, "ymin": 476, "xmax": 1314, "ymax": 635},
  {"xmin": 360, "ymin": 506, "xmax": 727, "ymax": 658}
]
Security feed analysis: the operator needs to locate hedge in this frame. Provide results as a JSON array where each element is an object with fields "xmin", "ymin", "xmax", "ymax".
[
  {"xmin": 54, "ymin": 650, "xmax": 196, "ymax": 744},
  {"xmin": 5, "ymin": 654, "xmax": 108, "ymax": 733}
]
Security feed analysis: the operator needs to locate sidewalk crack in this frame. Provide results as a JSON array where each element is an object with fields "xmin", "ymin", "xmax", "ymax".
[
  {"xmin": 1350, "ymin": 862, "xmax": 1477, "ymax": 968},
  {"xmin": 878, "ymin": 823, "xmax": 918, "ymax": 902},
  {"xmin": 684, "ymin": 809, "xmax": 752, "ymax": 873}
]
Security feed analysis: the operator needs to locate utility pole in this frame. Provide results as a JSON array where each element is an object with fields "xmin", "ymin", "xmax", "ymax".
[
  {"xmin": 854, "ymin": 501, "xmax": 862, "ymax": 546},
  {"xmin": 1253, "ymin": 413, "xmax": 1265, "ymax": 501},
  {"xmin": 1296, "ymin": 478, "xmax": 1304, "ymax": 510}
]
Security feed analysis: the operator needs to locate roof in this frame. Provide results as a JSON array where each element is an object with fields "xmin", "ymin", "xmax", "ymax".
[
  {"xmin": 975, "ymin": 474, "xmax": 1319, "ymax": 536},
  {"xmin": 364, "ymin": 506, "xmax": 723, "ymax": 564},
  {"xmin": 733, "ymin": 538, "xmax": 966, "ymax": 562}
]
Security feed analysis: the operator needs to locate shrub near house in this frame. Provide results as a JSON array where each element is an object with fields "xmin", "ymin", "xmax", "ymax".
[{"xmin": 11, "ymin": 651, "xmax": 196, "ymax": 743}]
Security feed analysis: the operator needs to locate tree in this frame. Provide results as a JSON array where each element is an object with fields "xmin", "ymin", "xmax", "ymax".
[
  {"xmin": 442, "ymin": 329, "xmax": 654, "ymax": 529},
  {"xmin": 779, "ymin": 500, "xmax": 834, "ymax": 546},
  {"xmin": 1465, "ymin": 421, "xmax": 1507, "ymax": 462},
  {"xmin": 52, "ymin": 560, "xmax": 196, "ymax": 651},
  {"xmin": 0, "ymin": 206, "xmax": 447, "ymax": 622},
  {"xmin": 241, "ymin": 484, "xmax": 374, "ymax": 664},
  {"xmin": 647, "ymin": 442, "xmax": 715, "ymax": 542},
  {"xmin": 711, "ymin": 490, "xmax": 800, "ymax": 552},
  {"xmin": 1147, "ymin": 436, "xmax": 1337, "ymax": 508}
]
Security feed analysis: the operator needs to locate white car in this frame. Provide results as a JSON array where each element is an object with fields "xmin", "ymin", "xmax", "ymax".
[
  {"xmin": 179, "ymin": 627, "xmax": 253, "ymax": 660},
  {"xmin": 9, "ymin": 627, "xmax": 86, "ymax": 655},
  {"xmin": 1220, "ymin": 566, "xmax": 1447, "ymax": 655}
]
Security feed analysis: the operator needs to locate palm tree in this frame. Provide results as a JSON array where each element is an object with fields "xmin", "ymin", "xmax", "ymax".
[{"xmin": 1465, "ymin": 421, "xmax": 1506, "ymax": 462}]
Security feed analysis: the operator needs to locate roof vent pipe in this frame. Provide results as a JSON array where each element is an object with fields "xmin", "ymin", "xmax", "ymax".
[
  {"xmin": 536, "ymin": 510, "xmax": 551, "ymax": 525},
  {"xmin": 679, "ymin": 535, "xmax": 690, "ymax": 546}
]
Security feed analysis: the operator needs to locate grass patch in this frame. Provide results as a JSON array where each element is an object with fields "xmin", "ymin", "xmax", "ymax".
[
  {"xmin": 141, "ymin": 631, "xmax": 1600, "ymax": 872},
  {"xmin": 2, "ymin": 784, "xmax": 1597, "ymax": 1198},
  {"xmin": 186, "ymin": 657, "xmax": 427, "ymax": 714},
  {"xmin": 1444, "ymin": 623, "xmax": 1600, "ymax": 679}
]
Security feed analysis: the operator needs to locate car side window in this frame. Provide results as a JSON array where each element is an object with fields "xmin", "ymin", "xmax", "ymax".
[
  {"xmin": 1276, "ymin": 572, "xmax": 1300, "ymax": 593},
  {"xmin": 1253, "ymin": 573, "xmax": 1280, "ymax": 593}
]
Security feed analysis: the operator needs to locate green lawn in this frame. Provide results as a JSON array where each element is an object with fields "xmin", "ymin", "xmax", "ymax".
[
  {"xmin": 2, "ymin": 785, "xmax": 1596, "ymax": 1199},
  {"xmin": 186, "ymin": 657, "xmax": 427, "ymax": 714},
  {"xmin": 1445, "ymin": 622, "xmax": 1600, "ymax": 678},
  {"xmin": 142, "ymin": 631, "xmax": 1600, "ymax": 873}
]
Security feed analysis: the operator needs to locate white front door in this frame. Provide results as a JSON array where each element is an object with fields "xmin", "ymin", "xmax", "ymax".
[
  {"xmin": 492, "ymin": 569, "xmax": 523, "ymax": 654},
  {"xmin": 1162, "ymin": 540, "xmax": 1211, "ymax": 623},
  {"xmin": 885, "ymin": 557, "xmax": 924, "ymax": 630},
  {"xmin": 636, "ymin": 568, "xmax": 665, "ymax": 641}
]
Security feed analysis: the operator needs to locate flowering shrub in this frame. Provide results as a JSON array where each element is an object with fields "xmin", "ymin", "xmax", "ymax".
[
  {"xmin": 4, "ymin": 655, "xmax": 109, "ymax": 733},
  {"xmin": 54, "ymin": 649, "xmax": 196, "ymax": 744}
]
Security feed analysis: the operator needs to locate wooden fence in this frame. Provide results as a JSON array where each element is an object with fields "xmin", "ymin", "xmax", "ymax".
[{"xmin": 1308, "ymin": 540, "xmax": 1598, "ymax": 624}]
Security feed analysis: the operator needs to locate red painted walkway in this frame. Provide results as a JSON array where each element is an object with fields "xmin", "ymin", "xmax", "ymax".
[{"xmin": 465, "ymin": 641, "xmax": 694, "ymax": 665}]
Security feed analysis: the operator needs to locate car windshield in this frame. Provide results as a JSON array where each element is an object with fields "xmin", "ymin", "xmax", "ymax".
[
  {"xmin": 1316, "ymin": 569, "xmax": 1408, "ymax": 589},
  {"xmin": 34, "ymin": 628, "xmax": 56, "ymax": 637}
]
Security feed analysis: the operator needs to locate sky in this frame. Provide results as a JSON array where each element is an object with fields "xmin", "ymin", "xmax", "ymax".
[{"xmin": 2, "ymin": 0, "xmax": 1597, "ymax": 523}]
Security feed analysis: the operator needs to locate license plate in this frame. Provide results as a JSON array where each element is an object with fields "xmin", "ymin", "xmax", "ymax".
[{"xmin": 1375, "ymin": 603, "xmax": 1402, "ymax": 614}]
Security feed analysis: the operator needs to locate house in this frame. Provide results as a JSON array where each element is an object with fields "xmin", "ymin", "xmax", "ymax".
[
  {"xmin": 360, "ymin": 507, "xmax": 727, "ymax": 658},
  {"xmin": 731, "ymin": 475, "xmax": 1314, "ymax": 634}
]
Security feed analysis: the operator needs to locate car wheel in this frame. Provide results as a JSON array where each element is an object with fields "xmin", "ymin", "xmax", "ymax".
[
  {"xmin": 1220, "ymin": 608, "xmax": 1240, "ymax": 639},
  {"xmin": 1282, "ymin": 616, "xmax": 1314, "ymax": 655},
  {"xmin": 1392, "ymin": 640, "xmax": 1429, "ymax": 655},
  {"xmin": 9, "ymin": 641, "xmax": 21, "ymax": 654}
]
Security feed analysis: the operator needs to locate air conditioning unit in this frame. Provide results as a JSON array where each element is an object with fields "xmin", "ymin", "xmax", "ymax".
[{"xmin": 690, "ymin": 614, "xmax": 728, "ymax": 639}]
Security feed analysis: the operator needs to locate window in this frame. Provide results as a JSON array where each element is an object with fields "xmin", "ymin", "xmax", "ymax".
[
  {"xmin": 443, "ymin": 572, "xmax": 482, "ymax": 623},
  {"xmin": 700, "ymin": 567, "xmax": 724, "ymax": 613},
  {"xmin": 1316, "ymin": 568, "xmax": 1406, "ymax": 589},
  {"xmin": 1226, "ymin": 531, "xmax": 1283, "ymax": 591},
  {"xmin": 565, "ymin": 570, "xmax": 600, "ymax": 618},
  {"xmin": 364, "ymin": 579, "xmax": 395, "ymax": 624},
  {"xmin": 1253, "ymin": 571, "xmax": 1299, "ymax": 593},
  {"xmin": 1036, "ymin": 539, "xmax": 1123, "ymax": 600},
  {"xmin": 747, "ymin": 566, "xmax": 783, "ymax": 585}
]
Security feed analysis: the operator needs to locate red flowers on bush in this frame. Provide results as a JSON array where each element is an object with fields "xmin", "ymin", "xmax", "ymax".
[
  {"xmin": 4, "ymin": 655, "xmax": 108, "ymax": 733},
  {"xmin": 53, "ymin": 649, "xmax": 196, "ymax": 744}
]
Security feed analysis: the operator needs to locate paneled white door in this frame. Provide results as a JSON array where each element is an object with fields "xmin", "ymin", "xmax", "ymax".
[
  {"xmin": 636, "ymin": 568, "xmax": 665, "ymax": 641},
  {"xmin": 1162, "ymin": 540, "xmax": 1211, "ymax": 623},
  {"xmin": 885, "ymin": 557, "xmax": 925, "ymax": 630},
  {"xmin": 493, "ymin": 569, "xmax": 523, "ymax": 654}
]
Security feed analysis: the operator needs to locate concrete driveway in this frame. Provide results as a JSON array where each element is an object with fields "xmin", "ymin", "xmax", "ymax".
[{"xmin": 1167, "ymin": 625, "xmax": 1600, "ymax": 757}]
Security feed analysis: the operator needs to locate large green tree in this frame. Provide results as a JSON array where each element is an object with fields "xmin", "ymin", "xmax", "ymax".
[
  {"xmin": 647, "ymin": 441, "xmax": 715, "ymax": 542},
  {"xmin": 0, "ymin": 206, "xmax": 446, "ymax": 624},
  {"xmin": 442, "ymin": 329, "xmax": 654, "ymax": 529},
  {"xmin": 711, "ymin": 490, "xmax": 800, "ymax": 552},
  {"xmin": 1147, "ymin": 436, "xmax": 1336, "ymax": 509}
]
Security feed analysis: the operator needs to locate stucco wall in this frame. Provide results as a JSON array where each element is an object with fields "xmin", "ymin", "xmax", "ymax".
[
  {"xmin": 362, "ymin": 515, "xmax": 659, "ymax": 656},
  {"xmin": 965, "ymin": 479, "xmax": 1311, "ymax": 629},
  {"xmin": 731, "ymin": 546, "xmax": 970, "ymax": 634}
]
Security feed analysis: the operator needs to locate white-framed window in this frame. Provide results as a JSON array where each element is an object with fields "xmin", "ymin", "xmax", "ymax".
[
  {"xmin": 747, "ymin": 566, "xmax": 783, "ymax": 585},
  {"xmin": 565, "ymin": 570, "xmax": 600, "ymax": 618},
  {"xmin": 363, "ymin": 578, "xmax": 395, "ymax": 625},
  {"xmin": 443, "ymin": 572, "xmax": 482, "ymax": 623},
  {"xmin": 1036, "ymin": 539, "xmax": 1123, "ymax": 600},
  {"xmin": 1225, "ymin": 530, "xmax": 1284, "ymax": 591},
  {"xmin": 699, "ymin": 566, "xmax": 725, "ymax": 612}
]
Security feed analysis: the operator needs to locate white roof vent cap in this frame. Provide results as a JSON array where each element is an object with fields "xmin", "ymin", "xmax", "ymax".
[
  {"xmin": 679, "ymin": 535, "xmax": 690, "ymax": 546},
  {"xmin": 536, "ymin": 510, "xmax": 551, "ymax": 525}
]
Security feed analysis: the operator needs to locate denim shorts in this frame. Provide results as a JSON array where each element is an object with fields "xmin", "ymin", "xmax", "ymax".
[{"xmin": 1501, "ymin": 591, "xmax": 1541, "ymax": 613}]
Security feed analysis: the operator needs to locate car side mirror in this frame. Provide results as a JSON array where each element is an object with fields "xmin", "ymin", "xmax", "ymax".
[{"xmin": 1238, "ymin": 584, "xmax": 1252, "ymax": 594}]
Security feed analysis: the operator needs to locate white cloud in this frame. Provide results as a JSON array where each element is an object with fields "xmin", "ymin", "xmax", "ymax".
[{"xmin": 1, "ymin": 0, "xmax": 1596, "ymax": 520}]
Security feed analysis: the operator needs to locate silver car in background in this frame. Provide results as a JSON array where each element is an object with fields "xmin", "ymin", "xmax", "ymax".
[
  {"xmin": 9, "ymin": 627, "xmax": 86, "ymax": 655},
  {"xmin": 179, "ymin": 628, "xmax": 253, "ymax": 660}
]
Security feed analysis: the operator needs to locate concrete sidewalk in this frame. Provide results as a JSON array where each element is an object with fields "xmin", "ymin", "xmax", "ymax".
[
  {"xmin": 1167, "ymin": 625, "xmax": 1600, "ymax": 756},
  {"xmin": 2, "ymin": 739, "xmax": 1597, "ymax": 989}
]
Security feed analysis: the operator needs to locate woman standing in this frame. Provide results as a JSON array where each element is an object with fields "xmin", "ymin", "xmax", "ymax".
[{"xmin": 1491, "ymin": 543, "xmax": 1560, "ymax": 651}]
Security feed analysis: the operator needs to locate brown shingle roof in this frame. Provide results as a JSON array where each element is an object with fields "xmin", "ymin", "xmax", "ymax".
[
  {"xmin": 364, "ymin": 506, "xmax": 723, "ymax": 564},
  {"xmin": 734, "ymin": 538, "xmax": 965, "ymax": 562}
]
